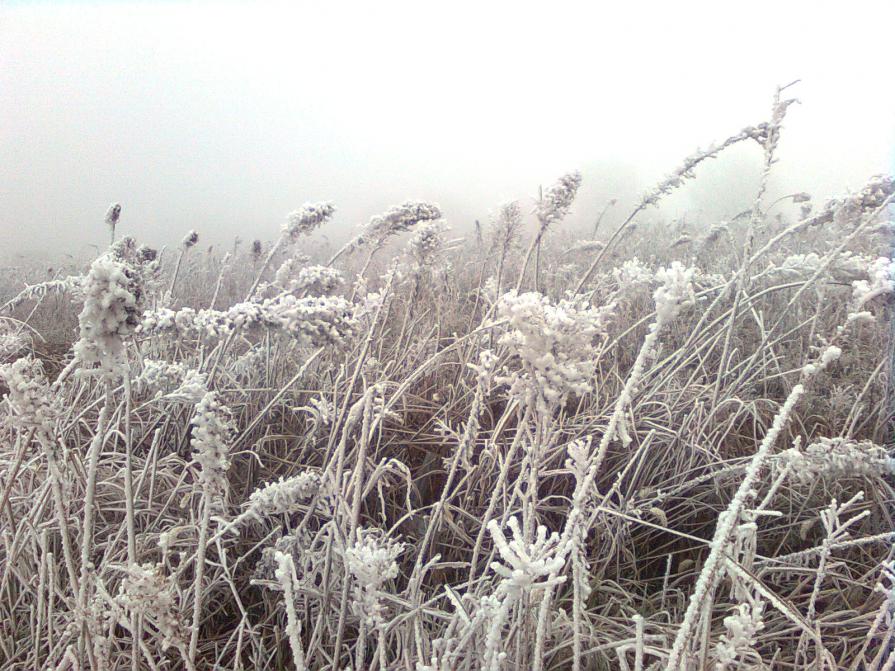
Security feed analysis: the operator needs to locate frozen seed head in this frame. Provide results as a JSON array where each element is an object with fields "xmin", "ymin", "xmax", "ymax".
[
  {"xmin": 359, "ymin": 200, "xmax": 443, "ymax": 248},
  {"xmin": 292, "ymin": 265, "xmax": 344, "ymax": 295},
  {"xmin": 140, "ymin": 295, "xmax": 356, "ymax": 347},
  {"xmin": 537, "ymin": 171, "xmax": 582, "ymax": 227},
  {"xmin": 406, "ymin": 220, "xmax": 447, "ymax": 273},
  {"xmin": 135, "ymin": 360, "xmax": 207, "ymax": 402},
  {"xmin": 105, "ymin": 203, "xmax": 121, "ymax": 229},
  {"xmin": 244, "ymin": 471, "xmax": 321, "ymax": 521},
  {"xmin": 181, "ymin": 230, "xmax": 199, "ymax": 248},
  {"xmin": 190, "ymin": 391, "xmax": 234, "ymax": 495},
  {"xmin": 284, "ymin": 201, "xmax": 336, "ymax": 239},
  {"xmin": 74, "ymin": 243, "xmax": 149, "ymax": 375},
  {"xmin": 778, "ymin": 437, "xmax": 894, "ymax": 483}
]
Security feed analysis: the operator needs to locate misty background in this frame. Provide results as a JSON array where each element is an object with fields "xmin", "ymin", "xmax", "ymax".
[{"xmin": 2, "ymin": 0, "xmax": 893, "ymax": 261}]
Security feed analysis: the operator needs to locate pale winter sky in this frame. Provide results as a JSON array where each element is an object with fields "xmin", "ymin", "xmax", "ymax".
[{"xmin": 1, "ymin": 0, "xmax": 893, "ymax": 258}]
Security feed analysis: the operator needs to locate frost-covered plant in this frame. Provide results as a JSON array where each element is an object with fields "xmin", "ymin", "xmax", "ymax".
[
  {"xmin": 495, "ymin": 290, "xmax": 614, "ymax": 412},
  {"xmin": 294, "ymin": 395, "xmax": 334, "ymax": 433},
  {"xmin": 105, "ymin": 203, "xmax": 121, "ymax": 243},
  {"xmin": 343, "ymin": 527, "xmax": 404, "ymax": 628},
  {"xmin": 74, "ymin": 239, "xmax": 153, "ymax": 375},
  {"xmin": 116, "ymin": 563, "xmax": 187, "ymax": 652},
  {"xmin": 405, "ymin": 220, "xmax": 448, "ymax": 275},
  {"xmin": 851, "ymin": 255, "xmax": 893, "ymax": 311},
  {"xmin": 181, "ymin": 230, "xmax": 199, "ymax": 248},
  {"xmin": 480, "ymin": 517, "xmax": 566, "ymax": 671},
  {"xmin": 1, "ymin": 274, "xmax": 85, "ymax": 314},
  {"xmin": 190, "ymin": 391, "xmax": 234, "ymax": 498},
  {"xmin": 568, "ymin": 239, "xmax": 605, "ymax": 254},
  {"xmin": 342, "ymin": 527, "xmax": 404, "ymax": 668},
  {"xmin": 273, "ymin": 255, "xmax": 312, "ymax": 288},
  {"xmin": 242, "ymin": 471, "xmax": 321, "ymax": 522},
  {"xmin": 613, "ymin": 257, "xmax": 654, "ymax": 291},
  {"xmin": 490, "ymin": 201, "xmax": 522, "ymax": 253},
  {"xmin": 0, "ymin": 356, "xmax": 60, "ymax": 436},
  {"xmin": 273, "ymin": 551, "xmax": 308, "ymax": 671},
  {"xmin": 666, "ymin": 376, "xmax": 810, "ymax": 670},
  {"xmin": 653, "ymin": 262, "xmax": 697, "ymax": 324},
  {"xmin": 188, "ymin": 390, "xmax": 234, "ymax": 667},
  {"xmin": 714, "ymin": 600, "xmax": 765, "ymax": 670},
  {"xmin": 140, "ymin": 294, "xmax": 356, "ymax": 346},
  {"xmin": 135, "ymin": 360, "xmax": 207, "ymax": 402},
  {"xmin": 344, "ymin": 201, "xmax": 443, "ymax": 255},
  {"xmin": 291, "ymin": 264, "xmax": 344, "ymax": 295},
  {"xmin": 284, "ymin": 202, "xmax": 336, "ymax": 239},
  {"xmin": 773, "ymin": 251, "xmax": 870, "ymax": 282},
  {"xmin": 536, "ymin": 172, "xmax": 582, "ymax": 228},
  {"xmin": 777, "ymin": 437, "xmax": 895, "ymax": 482}
]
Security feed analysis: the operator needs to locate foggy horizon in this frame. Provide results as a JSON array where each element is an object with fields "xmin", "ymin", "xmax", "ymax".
[{"xmin": 2, "ymin": 1, "xmax": 894, "ymax": 258}]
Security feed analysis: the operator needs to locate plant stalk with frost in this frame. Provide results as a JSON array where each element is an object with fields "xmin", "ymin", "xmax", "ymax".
[
  {"xmin": 480, "ymin": 517, "xmax": 565, "ymax": 671},
  {"xmin": 273, "ymin": 551, "xmax": 308, "ymax": 671},
  {"xmin": 665, "ymin": 340, "xmax": 839, "ymax": 670},
  {"xmin": 517, "ymin": 171, "xmax": 582, "ymax": 291},
  {"xmin": 328, "ymin": 200, "xmax": 442, "ymax": 271},
  {"xmin": 490, "ymin": 201, "xmax": 522, "ymax": 299},
  {"xmin": 116, "ymin": 563, "xmax": 188, "ymax": 654},
  {"xmin": 0, "ymin": 357, "xmax": 80, "ymax": 596},
  {"xmin": 343, "ymin": 528, "xmax": 404, "ymax": 670},
  {"xmin": 187, "ymin": 391, "xmax": 234, "ymax": 668},
  {"xmin": 245, "ymin": 203, "xmax": 336, "ymax": 301},
  {"xmin": 532, "ymin": 263, "xmax": 696, "ymax": 671}
]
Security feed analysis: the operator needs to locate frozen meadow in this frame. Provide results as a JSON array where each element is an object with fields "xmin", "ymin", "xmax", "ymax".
[{"xmin": 0, "ymin": 92, "xmax": 894, "ymax": 670}]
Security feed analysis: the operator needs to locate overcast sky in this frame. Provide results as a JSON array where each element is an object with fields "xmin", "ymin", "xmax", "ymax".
[{"xmin": 2, "ymin": 0, "xmax": 893, "ymax": 258}]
